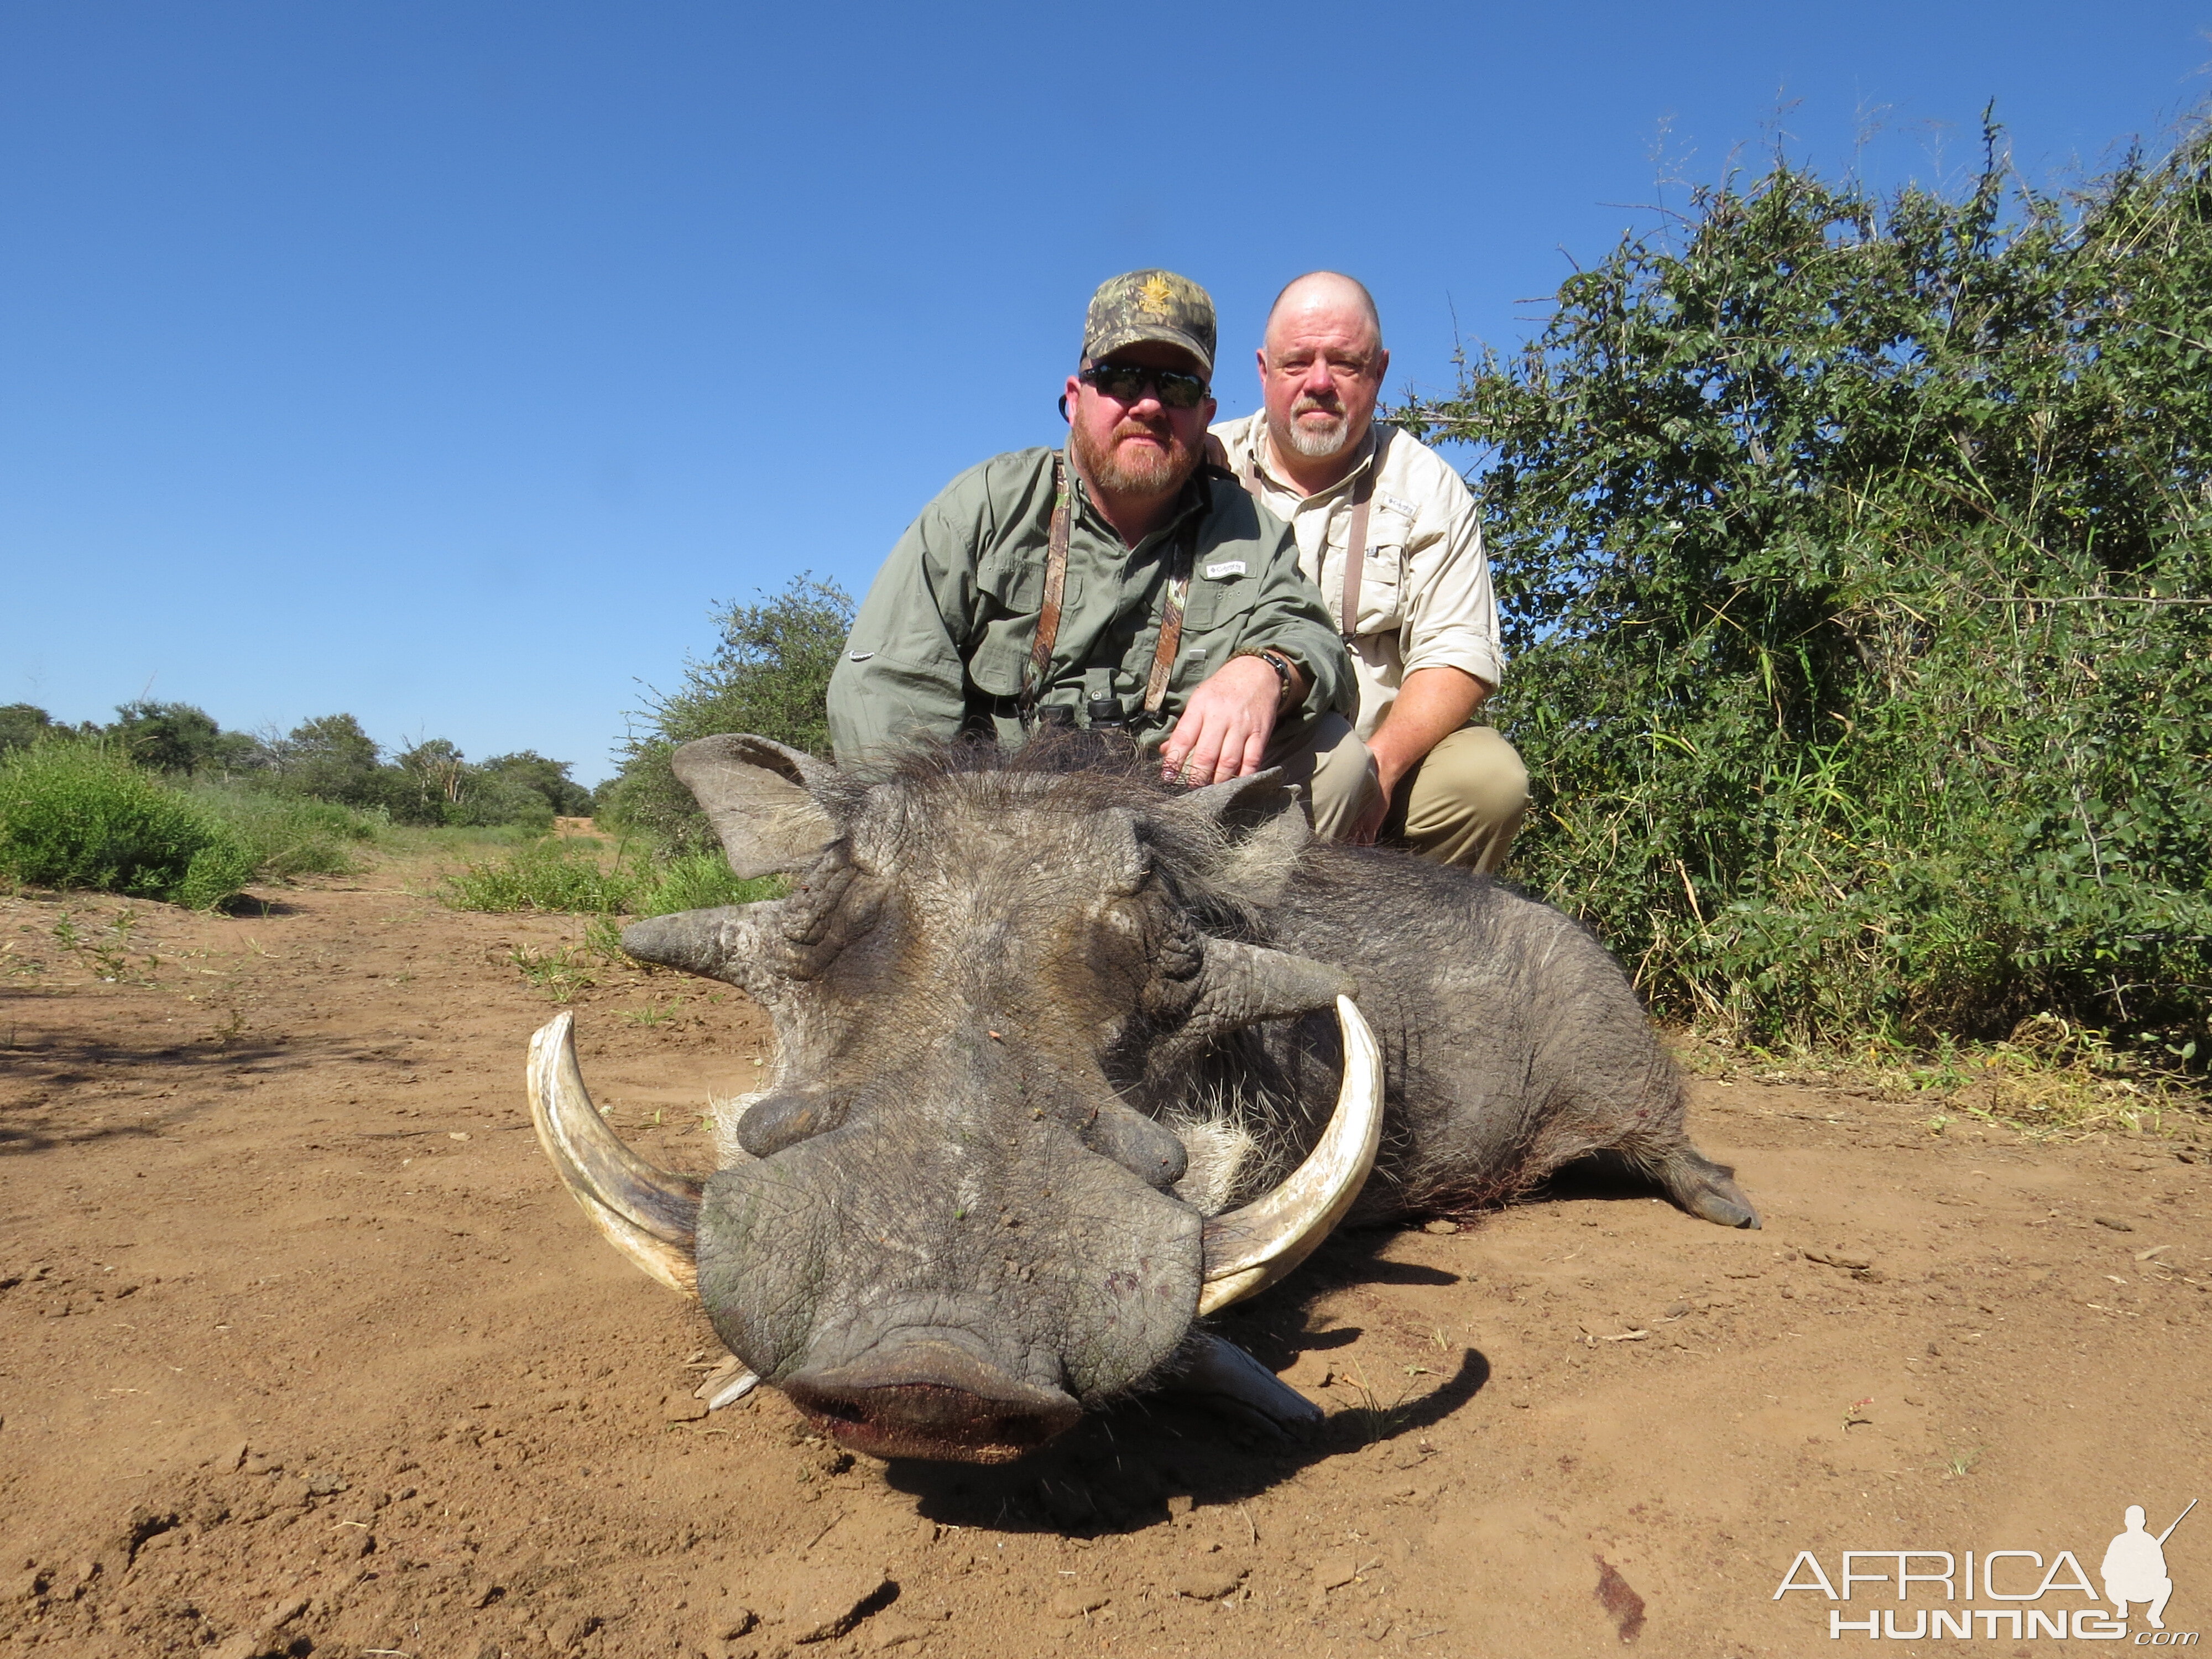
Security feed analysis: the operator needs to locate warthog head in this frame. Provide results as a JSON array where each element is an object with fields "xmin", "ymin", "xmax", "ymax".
[{"xmin": 528, "ymin": 737, "xmax": 1380, "ymax": 1462}]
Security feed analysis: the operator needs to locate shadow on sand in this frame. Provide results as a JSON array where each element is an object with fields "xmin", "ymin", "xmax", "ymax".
[
  {"xmin": 878, "ymin": 1223, "xmax": 1490, "ymax": 1536},
  {"xmin": 0, "ymin": 1024, "xmax": 409, "ymax": 1157},
  {"xmin": 877, "ymin": 1151, "xmax": 1705, "ymax": 1533}
]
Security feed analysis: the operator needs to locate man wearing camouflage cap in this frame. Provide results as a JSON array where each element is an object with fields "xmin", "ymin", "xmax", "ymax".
[{"xmin": 829, "ymin": 269, "xmax": 1366, "ymax": 816}]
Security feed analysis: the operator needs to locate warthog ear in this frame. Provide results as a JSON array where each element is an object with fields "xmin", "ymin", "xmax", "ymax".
[
  {"xmin": 672, "ymin": 735, "xmax": 838, "ymax": 878},
  {"xmin": 1151, "ymin": 767, "xmax": 1293, "ymax": 833},
  {"xmin": 1146, "ymin": 768, "xmax": 1312, "ymax": 906},
  {"xmin": 1194, "ymin": 938, "xmax": 1355, "ymax": 1033}
]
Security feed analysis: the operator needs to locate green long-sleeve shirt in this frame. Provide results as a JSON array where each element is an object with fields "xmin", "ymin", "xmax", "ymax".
[{"xmin": 828, "ymin": 445, "xmax": 1353, "ymax": 764}]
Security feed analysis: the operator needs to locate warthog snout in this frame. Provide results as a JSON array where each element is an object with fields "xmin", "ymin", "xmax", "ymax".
[{"xmin": 782, "ymin": 1332, "xmax": 1084, "ymax": 1463}]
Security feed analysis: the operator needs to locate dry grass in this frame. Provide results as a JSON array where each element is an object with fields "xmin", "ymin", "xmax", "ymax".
[{"xmin": 1670, "ymin": 1014, "xmax": 2211, "ymax": 1144}]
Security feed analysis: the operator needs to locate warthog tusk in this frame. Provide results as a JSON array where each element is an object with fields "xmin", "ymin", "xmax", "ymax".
[
  {"xmin": 695, "ymin": 1356, "xmax": 762, "ymax": 1410},
  {"xmin": 1171, "ymin": 1332, "xmax": 1323, "ymax": 1430},
  {"xmin": 1196, "ymin": 995, "xmax": 1383, "ymax": 1314},
  {"xmin": 528, "ymin": 1012, "xmax": 702, "ymax": 1294}
]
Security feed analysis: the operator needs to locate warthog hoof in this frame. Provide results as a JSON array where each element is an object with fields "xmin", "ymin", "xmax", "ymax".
[{"xmin": 1668, "ymin": 1155, "xmax": 1761, "ymax": 1229}]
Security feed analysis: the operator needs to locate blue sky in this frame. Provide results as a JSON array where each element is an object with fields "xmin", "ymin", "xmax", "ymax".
[{"xmin": 4, "ymin": 3, "xmax": 2207, "ymax": 784}]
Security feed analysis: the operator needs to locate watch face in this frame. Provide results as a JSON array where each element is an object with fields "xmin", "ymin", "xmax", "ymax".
[{"xmin": 1244, "ymin": 649, "xmax": 1293, "ymax": 705}]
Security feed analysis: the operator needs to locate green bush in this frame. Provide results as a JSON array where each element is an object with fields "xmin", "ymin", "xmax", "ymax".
[
  {"xmin": 186, "ymin": 782, "xmax": 382, "ymax": 879},
  {"xmin": 0, "ymin": 743, "xmax": 255, "ymax": 909},
  {"xmin": 111, "ymin": 700, "xmax": 264, "ymax": 775},
  {"xmin": 632, "ymin": 850, "xmax": 780, "ymax": 916},
  {"xmin": 391, "ymin": 739, "xmax": 558, "ymax": 831},
  {"xmin": 440, "ymin": 839, "xmax": 777, "ymax": 917},
  {"xmin": 601, "ymin": 573, "xmax": 853, "ymax": 854},
  {"xmin": 441, "ymin": 839, "xmax": 646, "ymax": 914},
  {"xmin": 0, "ymin": 704, "xmax": 58, "ymax": 757},
  {"xmin": 258, "ymin": 714, "xmax": 572, "ymax": 830},
  {"xmin": 1401, "ymin": 110, "xmax": 2212, "ymax": 1055},
  {"xmin": 479, "ymin": 750, "xmax": 596, "ymax": 817},
  {"xmin": 265, "ymin": 713, "xmax": 392, "ymax": 808},
  {"xmin": 444, "ymin": 773, "xmax": 557, "ymax": 831}
]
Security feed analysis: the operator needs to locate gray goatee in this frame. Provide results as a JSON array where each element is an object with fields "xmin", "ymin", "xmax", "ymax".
[{"xmin": 1275, "ymin": 405, "xmax": 1351, "ymax": 460}]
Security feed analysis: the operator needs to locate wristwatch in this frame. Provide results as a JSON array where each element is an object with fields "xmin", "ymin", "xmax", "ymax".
[{"xmin": 1235, "ymin": 647, "xmax": 1298, "ymax": 709}]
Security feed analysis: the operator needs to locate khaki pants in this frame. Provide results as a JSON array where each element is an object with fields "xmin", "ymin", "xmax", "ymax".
[
  {"xmin": 1265, "ymin": 712, "xmax": 1373, "ymax": 838},
  {"xmin": 1276, "ymin": 718, "xmax": 1527, "ymax": 875}
]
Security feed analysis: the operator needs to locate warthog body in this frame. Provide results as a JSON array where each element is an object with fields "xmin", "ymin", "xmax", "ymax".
[{"xmin": 542, "ymin": 736, "xmax": 1755, "ymax": 1463}]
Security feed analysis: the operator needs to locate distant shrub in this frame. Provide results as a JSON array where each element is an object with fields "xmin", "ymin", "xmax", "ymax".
[
  {"xmin": 0, "ymin": 704, "xmax": 59, "ymax": 757},
  {"xmin": 479, "ymin": 750, "xmax": 596, "ymax": 817},
  {"xmin": 186, "ymin": 783, "xmax": 382, "ymax": 879},
  {"xmin": 633, "ymin": 851, "xmax": 780, "ymax": 916},
  {"xmin": 392, "ymin": 739, "xmax": 558, "ymax": 831},
  {"xmin": 266, "ymin": 712, "xmax": 390, "ymax": 806},
  {"xmin": 0, "ymin": 743, "xmax": 255, "ymax": 909},
  {"xmin": 439, "ymin": 838, "xmax": 776, "ymax": 917},
  {"xmin": 601, "ymin": 573, "xmax": 853, "ymax": 855},
  {"xmin": 3, "ymin": 702, "xmax": 585, "ymax": 833},
  {"xmin": 446, "ymin": 771, "xmax": 557, "ymax": 831},
  {"xmin": 441, "ymin": 839, "xmax": 645, "ymax": 914},
  {"xmin": 111, "ymin": 700, "xmax": 265, "ymax": 776}
]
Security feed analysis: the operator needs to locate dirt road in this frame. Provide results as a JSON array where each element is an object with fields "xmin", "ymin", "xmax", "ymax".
[{"xmin": 2, "ymin": 862, "xmax": 2206, "ymax": 1658}]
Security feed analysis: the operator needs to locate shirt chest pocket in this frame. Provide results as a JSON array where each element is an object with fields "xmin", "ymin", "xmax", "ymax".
[
  {"xmin": 967, "ymin": 549, "xmax": 1068, "ymax": 698},
  {"xmin": 1180, "ymin": 562, "xmax": 1261, "ymax": 647},
  {"xmin": 975, "ymin": 546, "xmax": 1042, "ymax": 617},
  {"xmin": 1352, "ymin": 514, "xmax": 1411, "ymax": 635}
]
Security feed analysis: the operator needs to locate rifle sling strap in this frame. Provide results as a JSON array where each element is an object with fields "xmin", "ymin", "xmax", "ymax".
[
  {"xmin": 1021, "ymin": 456, "xmax": 1073, "ymax": 716},
  {"xmin": 1338, "ymin": 435, "xmax": 1378, "ymax": 643},
  {"xmin": 1141, "ymin": 524, "xmax": 1194, "ymax": 716}
]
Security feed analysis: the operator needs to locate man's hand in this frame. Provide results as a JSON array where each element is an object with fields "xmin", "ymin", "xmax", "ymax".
[
  {"xmin": 1345, "ymin": 780, "xmax": 1392, "ymax": 846},
  {"xmin": 1160, "ymin": 654, "xmax": 1296, "ymax": 786},
  {"xmin": 1348, "ymin": 665, "xmax": 1491, "ymax": 843}
]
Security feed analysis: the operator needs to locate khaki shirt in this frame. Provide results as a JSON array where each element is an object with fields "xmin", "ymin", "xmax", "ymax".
[
  {"xmin": 827, "ymin": 445, "xmax": 1354, "ymax": 765},
  {"xmin": 1210, "ymin": 414, "xmax": 1504, "ymax": 740}
]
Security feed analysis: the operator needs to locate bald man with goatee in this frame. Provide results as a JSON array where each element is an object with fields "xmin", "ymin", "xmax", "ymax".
[{"xmin": 1209, "ymin": 272, "xmax": 1527, "ymax": 872}]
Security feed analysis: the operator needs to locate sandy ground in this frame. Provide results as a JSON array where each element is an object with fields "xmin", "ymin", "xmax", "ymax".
[{"xmin": 2, "ymin": 855, "xmax": 2208, "ymax": 1659}]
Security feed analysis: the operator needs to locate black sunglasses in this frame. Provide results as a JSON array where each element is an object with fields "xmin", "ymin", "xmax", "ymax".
[{"xmin": 1079, "ymin": 361, "xmax": 1211, "ymax": 410}]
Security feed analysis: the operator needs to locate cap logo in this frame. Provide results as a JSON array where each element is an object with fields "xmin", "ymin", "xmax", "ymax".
[{"xmin": 1137, "ymin": 274, "xmax": 1175, "ymax": 317}]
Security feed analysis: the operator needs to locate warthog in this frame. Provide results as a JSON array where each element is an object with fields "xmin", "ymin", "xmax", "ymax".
[{"xmin": 529, "ymin": 736, "xmax": 1756, "ymax": 1464}]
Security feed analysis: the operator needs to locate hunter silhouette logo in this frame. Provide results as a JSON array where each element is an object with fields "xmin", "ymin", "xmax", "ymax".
[
  {"xmin": 2106, "ymin": 1501, "xmax": 2193, "ymax": 1630},
  {"xmin": 1773, "ymin": 1498, "xmax": 2197, "ymax": 1641}
]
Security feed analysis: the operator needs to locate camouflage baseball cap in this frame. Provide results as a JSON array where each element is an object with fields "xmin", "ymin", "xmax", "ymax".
[{"xmin": 1082, "ymin": 269, "xmax": 1216, "ymax": 379}]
